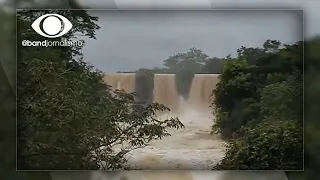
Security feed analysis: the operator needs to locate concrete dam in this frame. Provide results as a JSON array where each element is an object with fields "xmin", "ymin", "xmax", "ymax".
[{"xmin": 103, "ymin": 73, "xmax": 225, "ymax": 170}]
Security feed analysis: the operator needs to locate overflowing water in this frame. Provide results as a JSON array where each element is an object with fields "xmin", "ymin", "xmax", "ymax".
[
  {"xmin": 188, "ymin": 74, "xmax": 219, "ymax": 110},
  {"xmin": 103, "ymin": 73, "xmax": 224, "ymax": 169},
  {"xmin": 153, "ymin": 74, "xmax": 180, "ymax": 112},
  {"xmin": 51, "ymin": 73, "xmax": 289, "ymax": 179},
  {"xmin": 124, "ymin": 96, "xmax": 225, "ymax": 169},
  {"xmin": 103, "ymin": 73, "xmax": 136, "ymax": 93}
]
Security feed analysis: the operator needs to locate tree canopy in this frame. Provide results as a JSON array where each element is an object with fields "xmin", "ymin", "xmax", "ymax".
[
  {"xmin": 17, "ymin": 9, "xmax": 184, "ymax": 170},
  {"xmin": 212, "ymin": 40, "xmax": 303, "ymax": 170}
]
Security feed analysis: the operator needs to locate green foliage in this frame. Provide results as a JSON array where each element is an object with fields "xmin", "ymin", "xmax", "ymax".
[
  {"xmin": 163, "ymin": 48, "xmax": 211, "ymax": 99},
  {"xmin": 202, "ymin": 57, "xmax": 224, "ymax": 74},
  {"xmin": 214, "ymin": 59, "xmax": 251, "ymax": 113},
  {"xmin": 175, "ymin": 69, "xmax": 194, "ymax": 99},
  {"xmin": 163, "ymin": 48, "xmax": 208, "ymax": 73},
  {"xmin": 212, "ymin": 58, "xmax": 262, "ymax": 138},
  {"xmin": 3, "ymin": 1, "xmax": 319, "ymax": 177},
  {"xmin": 133, "ymin": 48, "xmax": 224, "ymax": 100},
  {"xmin": 259, "ymin": 80, "xmax": 302, "ymax": 122},
  {"xmin": 236, "ymin": 40, "xmax": 281, "ymax": 65},
  {"xmin": 215, "ymin": 120, "xmax": 303, "ymax": 170},
  {"xmin": 212, "ymin": 40, "xmax": 303, "ymax": 170},
  {"xmin": 135, "ymin": 68, "xmax": 154, "ymax": 104},
  {"xmin": 212, "ymin": 98, "xmax": 260, "ymax": 138},
  {"xmin": 17, "ymin": 9, "xmax": 184, "ymax": 170},
  {"xmin": 0, "ymin": 7, "xmax": 16, "ymax": 175},
  {"xmin": 2, "ymin": 0, "xmax": 317, "ymax": 179},
  {"xmin": 304, "ymin": 36, "xmax": 320, "ymax": 180}
]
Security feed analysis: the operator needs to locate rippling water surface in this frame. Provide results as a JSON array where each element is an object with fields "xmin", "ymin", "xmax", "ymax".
[{"xmin": 124, "ymin": 99, "xmax": 225, "ymax": 170}]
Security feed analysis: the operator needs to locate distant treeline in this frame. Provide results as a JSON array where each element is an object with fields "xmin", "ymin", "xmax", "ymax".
[{"xmin": 119, "ymin": 48, "xmax": 225, "ymax": 103}]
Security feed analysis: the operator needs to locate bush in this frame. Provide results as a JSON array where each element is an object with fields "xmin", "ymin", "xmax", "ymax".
[
  {"xmin": 212, "ymin": 98, "xmax": 260, "ymax": 138},
  {"xmin": 214, "ymin": 120, "xmax": 303, "ymax": 170},
  {"xmin": 212, "ymin": 40, "xmax": 303, "ymax": 170},
  {"xmin": 259, "ymin": 80, "xmax": 302, "ymax": 122}
]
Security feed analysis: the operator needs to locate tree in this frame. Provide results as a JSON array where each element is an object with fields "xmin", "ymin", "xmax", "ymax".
[
  {"xmin": 201, "ymin": 57, "xmax": 224, "ymax": 74},
  {"xmin": 135, "ymin": 68, "xmax": 155, "ymax": 104},
  {"xmin": 163, "ymin": 48, "xmax": 208, "ymax": 73},
  {"xmin": 212, "ymin": 40, "xmax": 303, "ymax": 170},
  {"xmin": 17, "ymin": 9, "xmax": 184, "ymax": 170},
  {"xmin": 162, "ymin": 48, "xmax": 209, "ymax": 99},
  {"xmin": 174, "ymin": 68, "xmax": 195, "ymax": 99},
  {"xmin": 304, "ymin": 36, "xmax": 320, "ymax": 180}
]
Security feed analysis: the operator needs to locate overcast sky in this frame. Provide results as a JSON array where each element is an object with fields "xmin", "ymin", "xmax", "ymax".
[{"xmin": 74, "ymin": 0, "xmax": 319, "ymax": 73}]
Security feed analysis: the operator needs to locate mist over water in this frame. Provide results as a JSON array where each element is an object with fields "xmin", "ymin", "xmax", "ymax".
[{"xmin": 125, "ymin": 95, "xmax": 224, "ymax": 169}]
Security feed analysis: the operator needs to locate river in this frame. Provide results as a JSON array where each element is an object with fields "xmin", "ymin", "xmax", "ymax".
[{"xmin": 124, "ymin": 106, "xmax": 225, "ymax": 169}]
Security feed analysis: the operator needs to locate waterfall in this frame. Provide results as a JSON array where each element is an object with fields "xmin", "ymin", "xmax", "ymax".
[
  {"xmin": 188, "ymin": 74, "xmax": 219, "ymax": 111},
  {"xmin": 153, "ymin": 74, "xmax": 180, "ymax": 112}
]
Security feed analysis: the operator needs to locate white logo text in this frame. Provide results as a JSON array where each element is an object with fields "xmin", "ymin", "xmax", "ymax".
[{"xmin": 22, "ymin": 40, "xmax": 83, "ymax": 47}]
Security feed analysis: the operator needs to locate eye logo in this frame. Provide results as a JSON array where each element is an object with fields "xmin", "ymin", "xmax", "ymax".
[{"xmin": 31, "ymin": 14, "xmax": 73, "ymax": 38}]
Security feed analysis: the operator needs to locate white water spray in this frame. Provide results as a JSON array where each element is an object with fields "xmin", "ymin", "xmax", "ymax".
[{"xmin": 125, "ymin": 95, "xmax": 225, "ymax": 170}]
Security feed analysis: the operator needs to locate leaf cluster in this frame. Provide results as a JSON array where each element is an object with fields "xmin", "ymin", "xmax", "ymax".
[
  {"xmin": 212, "ymin": 40, "xmax": 303, "ymax": 170},
  {"xmin": 17, "ymin": 10, "xmax": 184, "ymax": 170}
]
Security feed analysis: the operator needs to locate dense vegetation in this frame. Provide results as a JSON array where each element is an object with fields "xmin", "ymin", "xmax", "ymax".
[
  {"xmin": 16, "ymin": 10, "xmax": 184, "ymax": 170},
  {"xmin": 1, "ymin": 0, "xmax": 320, "ymax": 179},
  {"xmin": 136, "ymin": 39, "xmax": 304, "ymax": 170},
  {"xmin": 213, "ymin": 40, "xmax": 303, "ymax": 170},
  {"xmin": 15, "ymin": 8, "xmax": 304, "ymax": 171}
]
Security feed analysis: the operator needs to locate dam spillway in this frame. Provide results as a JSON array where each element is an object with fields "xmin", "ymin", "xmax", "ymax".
[
  {"xmin": 153, "ymin": 74, "xmax": 180, "ymax": 112},
  {"xmin": 188, "ymin": 74, "xmax": 220, "ymax": 110},
  {"xmin": 103, "ymin": 73, "xmax": 220, "ymax": 110},
  {"xmin": 102, "ymin": 73, "xmax": 224, "ymax": 169},
  {"xmin": 103, "ymin": 73, "xmax": 136, "ymax": 93}
]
